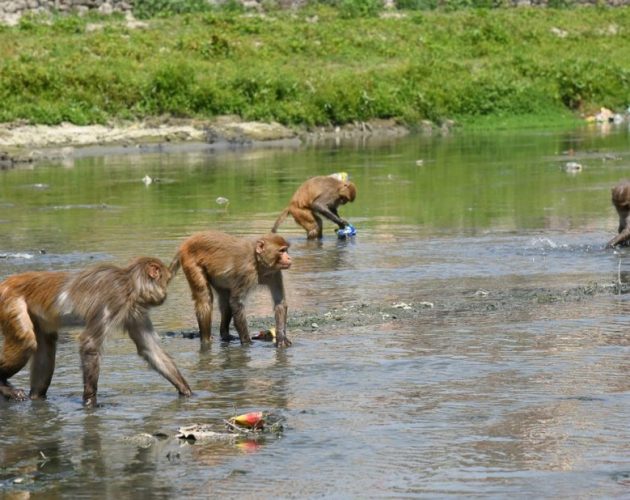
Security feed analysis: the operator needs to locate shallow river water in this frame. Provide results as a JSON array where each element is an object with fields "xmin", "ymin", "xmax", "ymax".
[{"xmin": 1, "ymin": 124, "xmax": 629, "ymax": 498}]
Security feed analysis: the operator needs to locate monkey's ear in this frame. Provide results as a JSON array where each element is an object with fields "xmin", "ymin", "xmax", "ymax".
[
  {"xmin": 255, "ymin": 239, "xmax": 266, "ymax": 255},
  {"xmin": 146, "ymin": 263, "xmax": 161, "ymax": 280}
]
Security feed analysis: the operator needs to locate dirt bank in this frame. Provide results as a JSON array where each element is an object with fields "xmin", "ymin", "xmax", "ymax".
[{"xmin": 0, "ymin": 117, "xmax": 412, "ymax": 167}]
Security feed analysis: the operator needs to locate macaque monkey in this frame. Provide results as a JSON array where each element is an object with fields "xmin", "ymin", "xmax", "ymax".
[
  {"xmin": 271, "ymin": 175, "xmax": 357, "ymax": 239},
  {"xmin": 607, "ymin": 181, "xmax": 630, "ymax": 248},
  {"xmin": 170, "ymin": 232, "xmax": 292, "ymax": 348},
  {"xmin": 0, "ymin": 257, "xmax": 192, "ymax": 405}
]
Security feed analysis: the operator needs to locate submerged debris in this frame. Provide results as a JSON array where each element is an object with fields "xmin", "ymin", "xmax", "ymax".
[
  {"xmin": 120, "ymin": 432, "xmax": 161, "ymax": 448},
  {"xmin": 177, "ymin": 424, "xmax": 236, "ymax": 442}
]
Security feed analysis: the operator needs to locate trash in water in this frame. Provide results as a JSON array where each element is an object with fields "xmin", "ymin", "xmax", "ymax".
[
  {"xmin": 253, "ymin": 327, "xmax": 276, "ymax": 341},
  {"xmin": 337, "ymin": 223, "xmax": 356, "ymax": 239},
  {"xmin": 329, "ymin": 172, "xmax": 349, "ymax": 182},
  {"xmin": 178, "ymin": 412, "xmax": 284, "ymax": 443},
  {"xmin": 177, "ymin": 424, "xmax": 236, "ymax": 442},
  {"xmin": 229, "ymin": 411, "xmax": 265, "ymax": 430},
  {"xmin": 226, "ymin": 411, "xmax": 284, "ymax": 435},
  {"xmin": 564, "ymin": 162, "xmax": 583, "ymax": 173}
]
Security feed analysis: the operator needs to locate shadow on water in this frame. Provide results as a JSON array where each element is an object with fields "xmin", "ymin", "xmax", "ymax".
[{"xmin": 1, "ymin": 125, "xmax": 630, "ymax": 496}]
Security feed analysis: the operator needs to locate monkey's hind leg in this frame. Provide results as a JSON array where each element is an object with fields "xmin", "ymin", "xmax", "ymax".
[
  {"xmin": 29, "ymin": 329, "xmax": 58, "ymax": 400},
  {"xmin": 0, "ymin": 299, "xmax": 38, "ymax": 401},
  {"xmin": 182, "ymin": 261, "xmax": 214, "ymax": 345},
  {"xmin": 229, "ymin": 297, "xmax": 252, "ymax": 345},
  {"xmin": 290, "ymin": 207, "xmax": 320, "ymax": 239},
  {"xmin": 217, "ymin": 289, "xmax": 237, "ymax": 342}
]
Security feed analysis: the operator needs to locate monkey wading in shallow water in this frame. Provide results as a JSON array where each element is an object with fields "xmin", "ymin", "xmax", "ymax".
[
  {"xmin": 0, "ymin": 257, "xmax": 192, "ymax": 406},
  {"xmin": 607, "ymin": 180, "xmax": 630, "ymax": 248},
  {"xmin": 271, "ymin": 175, "xmax": 357, "ymax": 239},
  {"xmin": 170, "ymin": 231, "xmax": 292, "ymax": 348}
]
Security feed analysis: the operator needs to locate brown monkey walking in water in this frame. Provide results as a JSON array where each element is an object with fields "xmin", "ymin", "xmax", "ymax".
[
  {"xmin": 272, "ymin": 175, "xmax": 357, "ymax": 239},
  {"xmin": 170, "ymin": 232, "xmax": 292, "ymax": 348},
  {"xmin": 607, "ymin": 181, "xmax": 630, "ymax": 248},
  {"xmin": 0, "ymin": 257, "xmax": 192, "ymax": 405}
]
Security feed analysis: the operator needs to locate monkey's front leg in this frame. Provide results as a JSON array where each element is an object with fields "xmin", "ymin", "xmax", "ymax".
[
  {"xmin": 127, "ymin": 319, "xmax": 192, "ymax": 397},
  {"xmin": 79, "ymin": 325, "xmax": 105, "ymax": 407},
  {"xmin": 607, "ymin": 228, "xmax": 630, "ymax": 248},
  {"xmin": 80, "ymin": 349, "xmax": 101, "ymax": 407},
  {"xmin": 274, "ymin": 302, "xmax": 291, "ymax": 348},
  {"xmin": 270, "ymin": 277, "xmax": 291, "ymax": 348},
  {"xmin": 312, "ymin": 202, "xmax": 347, "ymax": 229}
]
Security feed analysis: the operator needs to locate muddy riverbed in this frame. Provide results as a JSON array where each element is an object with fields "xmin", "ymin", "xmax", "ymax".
[{"xmin": 1, "ymin": 124, "xmax": 629, "ymax": 497}]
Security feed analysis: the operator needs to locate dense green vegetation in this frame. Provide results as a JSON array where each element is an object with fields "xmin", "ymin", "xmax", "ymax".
[{"xmin": 0, "ymin": 5, "xmax": 629, "ymax": 129}]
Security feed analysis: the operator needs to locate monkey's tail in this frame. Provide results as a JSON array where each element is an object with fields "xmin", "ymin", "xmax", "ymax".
[
  {"xmin": 168, "ymin": 252, "xmax": 181, "ymax": 279},
  {"xmin": 271, "ymin": 208, "xmax": 289, "ymax": 233}
]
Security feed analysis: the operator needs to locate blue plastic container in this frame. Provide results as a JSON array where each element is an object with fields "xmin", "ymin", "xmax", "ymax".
[{"xmin": 337, "ymin": 223, "xmax": 357, "ymax": 239}]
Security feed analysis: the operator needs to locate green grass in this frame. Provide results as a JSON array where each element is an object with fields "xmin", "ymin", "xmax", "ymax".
[{"xmin": 1, "ymin": 6, "xmax": 629, "ymax": 129}]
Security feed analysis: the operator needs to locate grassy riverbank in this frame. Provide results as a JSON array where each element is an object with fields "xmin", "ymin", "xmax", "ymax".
[{"xmin": 1, "ymin": 6, "xmax": 629, "ymax": 130}]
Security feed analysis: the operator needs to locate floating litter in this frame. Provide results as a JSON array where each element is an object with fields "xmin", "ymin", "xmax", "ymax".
[
  {"xmin": 564, "ymin": 162, "xmax": 582, "ymax": 172},
  {"xmin": 253, "ymin": 327, "xmax": 276, "ymax": 341},
  {"xmin": 229, "ymin": 411, "xmax": 265, "ymax": 430},
  {"xmin": 329, "ymin": 172, "xmax": 349, "ymax": 182},
  {"xmin": 337, "ymin": 223, "xmax": 356, "ymax": 239}
]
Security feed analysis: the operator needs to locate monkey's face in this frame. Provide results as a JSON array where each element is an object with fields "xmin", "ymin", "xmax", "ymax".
[
  {"xmin": 256, "ymin": 236, "xmax": 292, "ymax": 272},
  {"xmin": 136, "ymin": 260, "xmax": 170, "ymax": 306},
  {"xmin": 339, "ymin": 182, "xmax": 357, "ymax": 204},
  {"xmin": 276, "ymin": 246, "xmax": 292, "ymax": 270}
]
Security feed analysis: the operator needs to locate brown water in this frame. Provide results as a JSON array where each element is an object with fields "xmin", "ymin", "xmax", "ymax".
[{"xmin": 1, "ymin": 125, "xmax": 629, "ymax": 498}]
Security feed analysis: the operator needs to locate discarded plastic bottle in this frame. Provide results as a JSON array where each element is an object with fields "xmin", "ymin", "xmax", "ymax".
[{"xmin": 337, "ymin": 223, "xmax": 356, "ymax": 239}]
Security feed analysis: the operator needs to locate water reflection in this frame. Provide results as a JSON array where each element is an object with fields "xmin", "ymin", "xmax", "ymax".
[{"xmin": 192, "ymin": 344, "xmax": 291, "ymax": 413}]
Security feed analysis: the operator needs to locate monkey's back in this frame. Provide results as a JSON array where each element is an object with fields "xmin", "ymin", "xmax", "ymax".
[
  {"xmin": 0, "ymin": 271, "xmax": 68, "ymax": 317},
  {"xmin": 612, "ymin": 181, "xmax": 630, "ymax": 207},
  {"xmin": 178, "ymin": 231, "xmax": 258, "ymax": 289},
  {"xmin": 290, "ymin": 176, "xmax": 341, "ymax": 208}
]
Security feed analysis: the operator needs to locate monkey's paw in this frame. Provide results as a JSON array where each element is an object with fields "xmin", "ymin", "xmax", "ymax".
[
  {"xmin": 275, "ymin": 336, "xmax": 292, "ymax": 348},
  {"xmin": 0, "ymin": 385, "xmax": 28, "ymax": 401}
]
